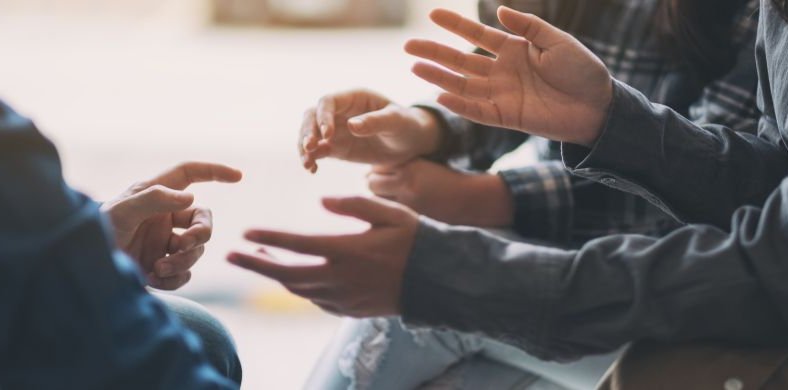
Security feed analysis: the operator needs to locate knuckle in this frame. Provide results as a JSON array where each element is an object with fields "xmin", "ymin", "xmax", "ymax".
[
  {"xmin": 145, "ymin": 185, "xmax": 169, "ymax": 199},
  {"xmin": 201, "ymin": 226, "xmax": 213, "ymax": 242},
  {"xmin": 128, "ymin": 181, "xmax": 150, "ymax": 194},
  {"xmin": 194, "ymin": 245, "xmax": 207, "ymax": 257}
]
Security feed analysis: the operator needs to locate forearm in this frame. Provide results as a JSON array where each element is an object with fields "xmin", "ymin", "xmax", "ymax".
[
  {"xmin": 457, "ymin": 172, "xmax": 514, "ymax": 227},
  {"xmin": 566, "ymin": 173, "xmax": 684, "ymax": 242},
  {"xmin": 499, "ymin": 159, "xmax": 683, "ymax": 248},
  {"xmin": 402, "ymin": 177, "xmax": 788, "ymax": 361},
  {"xmin": 563, "ymin": 79, "xmax": 788, "ymax": 230}
]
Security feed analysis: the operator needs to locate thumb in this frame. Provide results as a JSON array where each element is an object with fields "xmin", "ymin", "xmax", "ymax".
[
  {"xmin": 347, "ymin": 105, "xmax": 409, "ymax": 138},
  {"xmin": 115, "ymin": 185, "xmax": 195, "ymax": 225},
  {"xmin": 497, "ymin": 6, "xmax": 567, "ymax": 49},
  {"xmin": 322, "ymin": 196, "xmax": 409, "ymax": 226}
]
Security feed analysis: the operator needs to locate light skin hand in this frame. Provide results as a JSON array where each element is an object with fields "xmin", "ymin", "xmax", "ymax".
[
  {"xmin": 405, "ymin": 7, "xmax": 613, "ymax": 147},
  {"xmin": 227, "ymin": 196, "xmax": 419, "ymax": 318},
  {"xmin": 368, "ymin": 159, "xmax": 513, "ymax": 227},
  {"xmin": 298, "ymin": 89, "xmax": 443, "ymax": 173},
  {"xmin": 102, "ymin": 162, "xmax": 243, "ymax": 290}
]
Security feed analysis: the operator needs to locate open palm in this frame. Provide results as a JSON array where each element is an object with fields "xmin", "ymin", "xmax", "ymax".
[{"xmin": 405, "ymin": 7, "xmax": 613, "ymax": 147}]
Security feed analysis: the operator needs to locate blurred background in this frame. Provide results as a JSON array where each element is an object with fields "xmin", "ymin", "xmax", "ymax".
[{"xmin": 0, "ymin": 0, "xmax": 478, "ymax": 388}]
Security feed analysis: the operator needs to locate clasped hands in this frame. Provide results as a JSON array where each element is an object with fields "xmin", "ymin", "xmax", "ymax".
[{"xmin": 228, "ymin": 7, "xmax": 615, "ymax": 318}]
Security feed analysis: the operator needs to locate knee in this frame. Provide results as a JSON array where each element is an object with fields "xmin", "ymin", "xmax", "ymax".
[{"xmin": 156, "ymin": 293, "xmax": 243, "ymax": 385}]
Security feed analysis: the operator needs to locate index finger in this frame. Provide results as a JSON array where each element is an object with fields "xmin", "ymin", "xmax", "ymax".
[
  {"xmin": 404, "ymin": 39, "xmax": 494, "ymax": 77},
  {"xmin": 243, "ymin": 229, "xmax": 348, "ymax": 258},
  {"xmin": 227, "ymin": 251, "xmax": 329, "ymax": 284},
  {"xmin": 429, "ymin": 8, "xmax": 509, "ymax": 54},
  {"xmin": 147, "ymin": 162, "xmax": 243, "ymax": 190},
  {"xmin": 315, "ymin": 90, "xmax": 391, "ymax": 140}
]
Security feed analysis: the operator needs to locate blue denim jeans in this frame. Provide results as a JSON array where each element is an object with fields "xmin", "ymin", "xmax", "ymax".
[
  {"xmin": 306, "ymin": 317, "xmax": 621, "ymax": 390},
  {"xmin": 155, "ymin": 293, "xmax": 243, "ymax": 385}
]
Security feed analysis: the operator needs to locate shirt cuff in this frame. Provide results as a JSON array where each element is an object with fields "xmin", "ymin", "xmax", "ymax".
[
  {"xmin": 561, "ymin": 79, "xmax": 633, "ymax": 170},
  {"xmin": 560, "ymin": 79, "xmax": 680, "ymax": 221},
  {"xmin": 498, "ymin": 162, "xmax": 573, "ymax": 244}
]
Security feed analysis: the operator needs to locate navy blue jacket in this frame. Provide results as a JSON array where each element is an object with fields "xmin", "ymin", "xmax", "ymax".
[{"xmin": 0, "ymin": 101, "xmax": 237, "ymax": 389}]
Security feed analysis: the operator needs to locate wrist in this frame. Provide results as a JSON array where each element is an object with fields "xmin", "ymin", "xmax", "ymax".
[
  {"xmin": 463, "ymin": 174, "xmax": 514, "ymax": 227},
  {"xmin": 408, "ymin": 107, "xmax": 443, "ymax": 156},
  {"xmin": 577, "ymin": 78, "xmax": 615, "ymax": 147}
]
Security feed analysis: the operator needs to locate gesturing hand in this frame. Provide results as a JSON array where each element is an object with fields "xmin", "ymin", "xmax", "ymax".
[
  {"xmin": 405, "ymin": 7, "xmax": 613, "ymax": 147},
  {"xmin": 299, "ymin": 89, "xmax": 442, "ymax": 173},
  {"xmin": 102, "ymin": 162, "xmax": 243, "ymax": 290},
  {"xmin": 368, "ymin": 159, "xmax": 513, "ymax": 227},
  {"xmin": 227, "ymin": 196, "xmax": 419, "ymax": 318}
]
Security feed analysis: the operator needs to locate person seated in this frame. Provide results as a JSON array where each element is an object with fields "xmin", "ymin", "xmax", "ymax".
[
  {"xmin": 292, "ymin": 0, "xmax": 760, "ymax": 388},
  {"xmin": 228, "ymin": 0, "xmax": 788, "ymax": 388},
  {"xmin": 0, "ymin": 99, "xmax": 243, "ymax": 388},
  {"xmin": 101, "ymin": 162, "xmax": 244, "ymax": 383}
]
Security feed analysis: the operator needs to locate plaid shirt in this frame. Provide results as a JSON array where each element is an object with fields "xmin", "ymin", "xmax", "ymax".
[{"xmin": 421, "ymin": 0, "xmax": 761, "ymax": 246}]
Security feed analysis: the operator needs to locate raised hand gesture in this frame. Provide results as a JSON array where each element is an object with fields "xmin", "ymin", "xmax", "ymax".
[{"xmin": 406, "ymin": 7, "xmax": 613, "ymax": 147}]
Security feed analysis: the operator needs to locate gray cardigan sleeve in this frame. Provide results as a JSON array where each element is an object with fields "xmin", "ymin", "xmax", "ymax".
[
  {"xmin": 562, "ymin": 80, "xmax": 788, "ymax": 230},
  {"xmin": 401, "ymin": 177, "xmax": 788, "ymax": 362}
]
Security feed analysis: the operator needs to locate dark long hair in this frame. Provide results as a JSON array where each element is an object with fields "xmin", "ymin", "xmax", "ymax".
[{"xmin": 656, "ymin": 0, "xmax": 750, "ymax": 83}]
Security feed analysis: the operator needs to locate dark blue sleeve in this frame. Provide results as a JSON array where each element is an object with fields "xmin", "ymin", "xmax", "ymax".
[{"xmin": 0, "ymin": 101, "xmax": 237, "ymax": 389}]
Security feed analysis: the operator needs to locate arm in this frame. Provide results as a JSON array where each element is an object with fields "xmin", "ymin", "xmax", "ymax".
[
  {"xmin": 496, "ymin": 162, "xmax": 684, "ymax": 245},
  {"xmin": 408, "ymin": 7, "xmax": 784, "ymax": 230},
  {"xmin": 497, "ymin": 9, "xmax": 761, "ymax": 243},
  {"xmin": 0, "ymin": 102, "xmax": 236, "ymax": 389},
  {"xmin": 562, "ymin": 79, "xmax": 787, "ymax": 229},
  {"xmin": 226, "ymin": 185, "xmax": 788, "ymax": 363},
  {"xmin": 401, "ymin": 176, "xmax": 788, "ymax": 361}
]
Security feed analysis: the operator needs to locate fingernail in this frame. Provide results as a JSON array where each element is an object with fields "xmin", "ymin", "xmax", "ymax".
[
  {"xmin": 320, "ymin": 124, "xmax": 329, "ymax": 135},
  {"xmin": 347, "ymin": 119, "xmax": 362, "ymax": 131}
]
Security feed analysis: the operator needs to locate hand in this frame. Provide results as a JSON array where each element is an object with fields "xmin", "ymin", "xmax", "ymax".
[
  {"xmin": 102, "ymin": 162, "xmax": 243, "ymax": 290},
  {"xmin": 405, "ymin": 7, "xmax": 613, "ymax": 147},
  {"xmin": 227, "ymin": 196, "xmax": 419, "ymax": 318},
  {"xmin": 299, "ymin": 89, "xmax": 443, "ymax": 172},
  {"xmin": 368, "ymin": 159, "xmax": 513, "ymax": 227}
]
